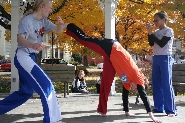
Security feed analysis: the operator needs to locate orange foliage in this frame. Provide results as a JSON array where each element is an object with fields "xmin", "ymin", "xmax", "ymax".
[{"xmin": 1, "ymin": 0, "xmax": 185, "ymax": 56}]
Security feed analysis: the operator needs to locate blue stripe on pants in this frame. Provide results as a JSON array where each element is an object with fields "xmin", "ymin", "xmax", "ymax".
[
  {"xmin": 152, "ymin": 55, "xmax": 177, "ymax": 115},
  {"xmin": 0, "ymin": 49, "xmax": 62, "ymax": 123}
]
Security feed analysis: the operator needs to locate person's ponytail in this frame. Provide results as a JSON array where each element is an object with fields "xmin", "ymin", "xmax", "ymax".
[{"xmin": 22, "ymin": 9, "xmax": 33, "ymax": 18}]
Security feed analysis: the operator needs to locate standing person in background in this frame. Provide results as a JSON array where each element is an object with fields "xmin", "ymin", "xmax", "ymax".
[
  {"xmin": 0, "ymin": 0, "xmax": 66, "ymax": 123},
  {"xmin": 71, "ymin": 70, "xmax": 89, "ymax": 93},
  {"xmin": 146, "ymin": 11, "xmax": 177, "ymax": 117}
]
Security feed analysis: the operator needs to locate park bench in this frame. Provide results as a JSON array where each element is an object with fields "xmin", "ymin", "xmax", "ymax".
[
  {"xmin": 41, "ymin": 64, "xmax": 76, "ymax": 98},
  {"xmin": 172, "ymin": 64, "xmax": 185, "ymax": 96}
]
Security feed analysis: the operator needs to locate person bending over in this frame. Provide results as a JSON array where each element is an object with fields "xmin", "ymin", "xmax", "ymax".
[{"xmin": 64, "ymin": 23, "xmax": 161, "ymax": 123}]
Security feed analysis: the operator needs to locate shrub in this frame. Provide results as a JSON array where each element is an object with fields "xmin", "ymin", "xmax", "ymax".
[{"xmin": 89, "ymin": 61, "xmax": 96, "ymax": 66}]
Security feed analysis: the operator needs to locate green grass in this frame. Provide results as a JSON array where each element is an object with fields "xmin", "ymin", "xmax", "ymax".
[
  {"xmin": 1, "ymin": 81, "xmax": 184, "ymax": 96},
  {"xmin": 1, "ymin": 66, "xmax": 185, "ymax": 96},
  {"xmin": 0, "ymin": 82, "xmax": 11, "ymax": 93}
]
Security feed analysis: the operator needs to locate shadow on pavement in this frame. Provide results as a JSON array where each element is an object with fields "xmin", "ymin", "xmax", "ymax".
[
  {"xmin": 0, "ymin": 113, "xmax": 43, "ymax": 123},
  {"xmin": 62, "ymin": 113, "xmax": 153, "ymax": 123}
]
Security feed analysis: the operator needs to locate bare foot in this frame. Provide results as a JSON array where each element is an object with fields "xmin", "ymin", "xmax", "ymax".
[
  {"xmin": 125, "ymin": 112, "xmax": 136, "ymax": 117},
  {"xmin": 148, "ymin": 112, "xmax": 162, "ymax": 123},
  {"xmin": 55, "ymin": 121, "xmax": 66, "ymax": 123},
  {"xmin": 168, "ymin": 114, "xmax": 175, "ymax": 117},
  {"xmin": 97, "ymin": 111, "xmax": 107, "ymax": 117}
]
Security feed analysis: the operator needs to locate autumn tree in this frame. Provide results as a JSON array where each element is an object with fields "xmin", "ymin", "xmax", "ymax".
[
  {"xmin": 1, "ymin": 0, "xmax": 185, "ymax": 60},
  {"xmin": 54, "ymin": 0, "xmax": 185, "ymax": 57},
  {"xmin": 49, "ymin": 0, "xmax": 104, "ymax": 65}
]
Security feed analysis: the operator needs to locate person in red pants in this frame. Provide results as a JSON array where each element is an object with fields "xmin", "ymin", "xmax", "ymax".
[{"xmin": 65, "ymin": 23, "xmax": 161, "ymax": 123}]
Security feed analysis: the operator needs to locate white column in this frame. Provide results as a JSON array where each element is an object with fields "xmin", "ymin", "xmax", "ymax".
[
  {"xmin": 105, "ymin": 0, "xmax": 117, "ymax": 95},
  {"xmin": 48, "ymin": 47, "xmax": 52, "ymax": 58},
  {"xmin": 58, "ymin": 49, "xmax": 60, "ymax": 58},
  {"xmin": 10, "ymin": 0, "xmax": 20, "ymax": 93},
  {"xmin": 104, "ymin": 0, "xmax": 117, "ymax": 40},
  {"xmin": 41, "ymin": 49, "xmax": 45, "ymax": 59},
  {"xmin": 42, "ymin": 47, "xmax": 47, "ymax": 59}
]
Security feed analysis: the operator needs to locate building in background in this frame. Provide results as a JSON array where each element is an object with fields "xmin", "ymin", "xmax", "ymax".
[
  {"xmin": 0, "ymin": 26, "xmax": 11, "ymax": 59},
  {"xmin": 173, "ymin": 39, "xmax": 182, "ymax": 60},
  {"xmin": 42, "ymin": 34, "xmax": 72, "ymax": 63},
  {"xmin": 87, "ymin": 56, "xmax": 103, "ymax": 65}
]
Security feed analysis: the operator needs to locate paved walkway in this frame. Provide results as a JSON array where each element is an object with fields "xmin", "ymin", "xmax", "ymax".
[{"xmin": 0, "ymin": 93, "xmax": 185, "ymax": 123}]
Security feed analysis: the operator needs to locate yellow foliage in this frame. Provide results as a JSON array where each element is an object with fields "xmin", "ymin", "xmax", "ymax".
[
  {"xmin": 50, "ymin": 0, "xmax": 104, "ymax": 56},
  {"xmin": 115, "ymin": 0, "xmax": 185, "ymax": 54},
  {"xmin": 0, "ymin": 0, "xmax": 11, "ymax": 12},
  {"xmin": 1, "ymin": 0, "xmax": 185, "ymax": 56},
  {"xmin": 4, "ymin": 29, "xmax": 11, "ymax": 42},
  {"xmin": 50, "ymin": 0, "xmax": 185, "ymax": 56}
]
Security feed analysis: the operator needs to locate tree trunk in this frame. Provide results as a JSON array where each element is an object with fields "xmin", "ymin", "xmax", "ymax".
[{"xmin": 83, "ymin": 55, "xmax": 88, "ymax": 66}]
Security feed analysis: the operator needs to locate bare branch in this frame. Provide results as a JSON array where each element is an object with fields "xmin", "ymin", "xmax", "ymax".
[
  {"xmin": 128, "ymin": 0, "xmax": 144, "ymax": 4},
  {"xmin": 50, "ymin": 0, "xmax": 68, "ymax": 15},
  {"xmin": 0, "ymin": 5, "xmax": 11, "ymax": 21}
]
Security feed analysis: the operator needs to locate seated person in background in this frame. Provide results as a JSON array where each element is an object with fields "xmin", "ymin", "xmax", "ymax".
[
  {"xmin": 71, "ymin": 70, "xmax": 89, "ymax": 93},
  {"xmin": 96, "ymin": 72, "xmax": 102, "ymax": 94}
]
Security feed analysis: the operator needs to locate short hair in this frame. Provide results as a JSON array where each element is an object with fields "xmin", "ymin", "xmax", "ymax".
[{"xmin": 154, "ymin": 11, "xmax": 169, "ymax": 24}]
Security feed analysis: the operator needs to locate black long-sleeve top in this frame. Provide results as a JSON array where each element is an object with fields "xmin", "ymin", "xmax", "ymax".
[{"xmin": 148, "ymin": 34, "xmax": 171, "ymax": 48}]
